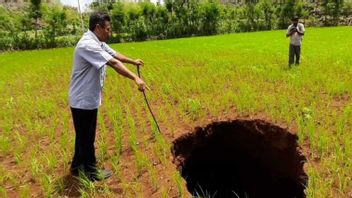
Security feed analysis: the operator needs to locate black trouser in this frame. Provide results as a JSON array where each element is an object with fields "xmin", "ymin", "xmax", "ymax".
[
  {"xmin": 289, "ymin": 44, "xmax": 301, "ymax": 66},
  {"xmin": 70, "ymin": 107, "xmax": 98, "ymax": 173}
]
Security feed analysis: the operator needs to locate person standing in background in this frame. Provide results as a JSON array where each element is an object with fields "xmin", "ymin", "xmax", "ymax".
[{"xmin": 286, "ymin": 16, "xmax": 305, "ymax": 67}]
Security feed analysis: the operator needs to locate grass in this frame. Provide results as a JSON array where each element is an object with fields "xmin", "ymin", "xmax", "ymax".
[{"xmin": 0, "ymin": 26, "xmax": 351, "ymax": 197}]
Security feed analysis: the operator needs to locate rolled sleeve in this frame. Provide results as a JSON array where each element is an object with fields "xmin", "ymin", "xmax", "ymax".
[
  {"xmin": 102, "ymin": 42, "xmax": 118, "ymax": 57},
  {"xmin": 77, "ymin": 44, "xmax": 113, "ymax": 69},
  {"xmin": 287, "ymin": 25, "xmax": 292, "ymax": 34},
  {"xmin": 300, "ymin": 24, "xmax": 305, "ymax": 33}
]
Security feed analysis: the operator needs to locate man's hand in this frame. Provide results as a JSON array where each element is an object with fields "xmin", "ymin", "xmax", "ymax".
[
  {"xmin": 134, "ymin": 77, "xmax": 150, "ymax": 92},
  {"xmin": 134, "ymin": 59, "xmax": 144, "ymax": 67}
]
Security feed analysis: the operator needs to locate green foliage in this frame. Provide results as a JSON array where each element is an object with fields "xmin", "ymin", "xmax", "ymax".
[
  {"xmin": 0, "ymin": 0, "xmax": 351, "ymax": 51},
  {"xmin": 199, "ymin": 0, "xmax": 222, "ymax": 35}
]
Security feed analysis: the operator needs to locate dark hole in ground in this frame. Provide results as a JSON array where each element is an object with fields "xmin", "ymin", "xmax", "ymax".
[{"xmin": 171, "ymin": 119, "xmax": 308, "ymax": 198}]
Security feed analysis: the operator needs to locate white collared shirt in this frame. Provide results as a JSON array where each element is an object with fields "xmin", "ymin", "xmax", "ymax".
[
  {"xmin": 287, "ymin": 23, "xmax": 305, "ymax": 46},
  {"xmin": 69, "ymin": 30, "xmax": 117, "ymax": 109}
]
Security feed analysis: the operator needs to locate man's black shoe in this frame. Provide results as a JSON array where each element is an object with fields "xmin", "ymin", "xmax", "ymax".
[{"xmin": 86, "ymin": 169, "xmax": 112, "ymax": 181}]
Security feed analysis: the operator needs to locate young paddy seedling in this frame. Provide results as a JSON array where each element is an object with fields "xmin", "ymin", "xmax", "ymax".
[
  {"xmin": 78, "ymin": 175, "xmax": 97, "ymax": 197},
  {"xmin": 30, "ymin": 159, "xmax": 42, "ymax": 179},
  {"xmin": 0, "ymin": 165, "xmax": 10, "ymax": 188},
  {"xmin": 146, "ymin": 162, "xmax": 158, "ymax": 190},
  {"xmin": 160, "ymin": 186, "xmax": 170, "ymax": 198},
  {"xmin": 39, "ymin": 174, "xmax": 54, "ymax": 198},
  {"xmin": 19, "ymin": 184, "xmax": 30, "ymax": 198},
  {"xmin": 111, "ymin": 154, "xmax": 122, "ymax": 180},
  {"xmin": 173, "ymin": 171, "xmax": 185, "ymax": 198},
  {"xmin": 181, "ymin": 98, "xmax": 202, "ymax": 120},
  {"xmin": 148, "ymin": 117, "xmax": 169, "ymax": 164},
  {"xmin": 43, "ymin": 152, "xmax": 58, "ymax": 173},
  {"xmin": 0, "ymin": 135, "xmax": 11, "ymax": 155},
  {"xmin": 1, "ymin": 27, "xmax": 352, "ymax": 197},
  {"xmin": 97, "ymin": 112, "xmax": 109, "ymax": 163},
  {"xmin": 121, "ymin": 181, "xmax": 142, "ymax": 198}
]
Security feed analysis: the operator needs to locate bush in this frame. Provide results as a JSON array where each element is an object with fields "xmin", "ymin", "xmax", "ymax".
[
  {"xmin": 0, "ymin": 36, "xmax": 13, "ymax": 51},
  {"xmin": 0, "ymin": 32, "xmax": 81, "ymax": 51}
]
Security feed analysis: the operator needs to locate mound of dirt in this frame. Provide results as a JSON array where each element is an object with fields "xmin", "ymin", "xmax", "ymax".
[{"xmin": 171, "ymin": 119, "xmax": 308, "ymax": 198}]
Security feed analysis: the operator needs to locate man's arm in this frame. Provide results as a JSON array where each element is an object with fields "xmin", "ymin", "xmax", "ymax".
[
  {"xmin": 296, "ymin": 26, "xmax": 304, "ymax": 35},
  {"xmin": 101, "ymin": 43, "xmax": 144, "ymax": 66},
  {"xmin": 286, "ymin": 27, "xmax": 296, "ymax": 37},
  {"xmin": 107, "ymin": 58, "xmax": 149, "ymax": 91},
  {"xmin": 114, "ymin": 53, "xmax": 144, "ymax": 67}
]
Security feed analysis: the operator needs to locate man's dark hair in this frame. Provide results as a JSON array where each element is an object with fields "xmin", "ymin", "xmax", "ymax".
[
  {"xmin": 291, "ymin": 16, "xmax": 299, "ymax": 20},
  {"xmin": 89, "ymin": 12, "xmax": 111, "ymax": 31}
]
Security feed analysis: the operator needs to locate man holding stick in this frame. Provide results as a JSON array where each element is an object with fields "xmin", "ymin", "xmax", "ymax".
[{"xmin": 68, "ymin": 12, "xmax": 149, "ymax": 181}]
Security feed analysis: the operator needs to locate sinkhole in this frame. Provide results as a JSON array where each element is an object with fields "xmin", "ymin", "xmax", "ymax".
[{"xmin": 171, "ymin": 119, "xmax": 308, "ymax": 198}]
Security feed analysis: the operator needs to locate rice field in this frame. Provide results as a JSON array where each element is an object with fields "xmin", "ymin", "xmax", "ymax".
[{"xmin": 0, "ymin": 26, "xmax": 351, "ymax": 197}]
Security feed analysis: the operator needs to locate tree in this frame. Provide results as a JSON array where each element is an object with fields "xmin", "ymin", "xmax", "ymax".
[
  {"xmin": 111, "ymin": 2, "xmax": 126, "ymax": 34},
  {"xmin": 277, "ymin": 0, "xmax": 296, "ymax": 29},
  {"xmin": 0, "ymin": 6, "xmax": 15, "ymax": 33},
  {"xmin": 199, "ymin": 0, "xmax": 221, "ymax": 35},
  {"xmin": 258, "ymin": 0, "xmax": 274, "ymax": 30},
  {"xmin": 45, "ymin": 7, "xmax": 68, "ymax": 45},
  {"xmin": 29, "ymin": 0, "xmax": 42, "ymax": 38}
]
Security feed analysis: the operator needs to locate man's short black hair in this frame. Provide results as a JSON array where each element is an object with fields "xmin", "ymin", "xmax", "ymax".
[
  {"xmin": 89, "ymin": 12, "xmax": 111, "ymax": 31},
  {"xmin": 291, "ymin": 16, "xmax": 299, "ymax": 20}
]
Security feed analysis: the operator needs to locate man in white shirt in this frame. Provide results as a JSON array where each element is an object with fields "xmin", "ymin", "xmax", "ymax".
[
  {"xmin": 286, "ymin": 16, "xmax": 305, "ymax": 67},
  {"xmin": 69, "ymin": 12, "xmax": 149, "ymax": 181}
]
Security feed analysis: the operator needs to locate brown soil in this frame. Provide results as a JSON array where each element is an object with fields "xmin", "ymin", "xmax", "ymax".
[
  {"xmin": 2, "ymin": 105, "xmax": 310, "ymax": 198},
  {"xmin": 172, "ymin": 119, "xmax": 308, "ymax": 198}
]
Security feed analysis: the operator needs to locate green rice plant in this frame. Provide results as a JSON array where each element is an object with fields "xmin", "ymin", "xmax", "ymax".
[
  {"xmin": 13, "ymin": 130, "xmax": 28, "ymax": 155},
  {"xmin": 147, "ymin": 163, "xmax": 158, "ymax": 190},
  {"xmin": 173, "ymin": 171, "xmax": 185, "ymax": 198},
  {"xmin": 0, "ymin": 171, "xmax": 9, "ymax": 195},
  {"xmin": 133, "ymin": 149, "xmax": 148, "ymax": 176},
  {"xmin": 44, "ymin": 152, "xmax": 57, "ymax": 173},
  {"xmin": 160, "ymin": 186, "xmax": 170, "ymax": 198},
  {"xmin": 97, "ymin": 138, "xmax": 108, "ymax": 164},
  {"xmin": 316, "ymin": 129, "xmax": 330, "ymax": 158},
  {"xmin": 181, "ymin": 98, "xmax": 202, "ymax": 120},
  {"xmin": 305, "ymin": 115, "xmax": 317, "ymax": 152},
  {"xmin": 19, "ymin": 184, "xmax": 30, "ymax": 198},
  {"xmin": 97, "ymin": 112, "xmax": 109, "ymax": 163},
  {"xmin": 149, "ymin": 119, "xmax": 169, "ymax": 164},
  {"xmin": 96, "ymin": 183, "xmax": 113, "ymax": 195},
  {"xmin": 0, "ymin": 135, "xmax": 10, "ymax": 155},
  {"xmin": 113, "ymin": 122, "xmax": 123, "ymax": 156},
  {"xmin": 336, "ymin": 172, "xmax": 349, "ymax": 195},
  {"xmin": 343, "ymin": 134, "xmax": 352, "ymax": 163},
  {"xmin": 33, "ymin": 120, "xmax": 46, "ymax": 137},
  {"xmin": 193, "ymin": 184, "xmax": 218, "ymax": 198},
  {"xmin": 0, "ymin": 187, "xmax": 7, "ymax": 198},
  {"xmin": 121, "ymin": 182, "xmax": 142, "ymax": 198},
  {"xmin": 111, "ymin": 154, "xmax": 122, "ymax": 180},
  {"xmin": 58, "ymin": 148, "xmax": 71, "ymax": 171},
  {"xmin": 40, "ymin": 174, "xmax": 54, "ymax": 198},
  {"xmin": 59, "ymin": 128, "xmax": 70, "ymax": 151},
  {"xmin": 78, "ymin": 175, "xmax": 96, "ymax": 197},
  {"xmin": 30, "ymin": 159, "xmax": 42, "ymax": 179},
  {"xmin": 0, "ymin": 166, "xmax": 15, "ymax": 193},
  {"xmin": 14, "ymin": 153, "xmax": 23, "ymax": 165}
]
